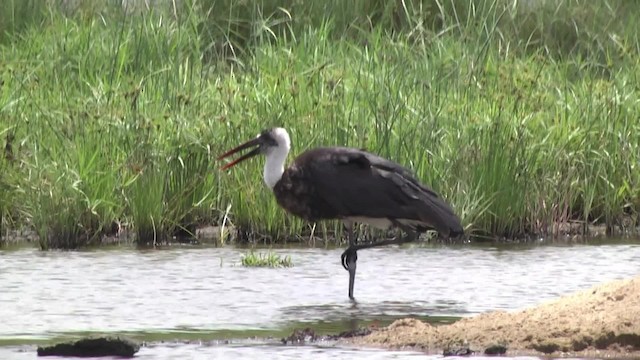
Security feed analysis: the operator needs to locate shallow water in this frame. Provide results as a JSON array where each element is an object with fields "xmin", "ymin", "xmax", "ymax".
[{"xmin": 1, "ymin": 240, "xmax": 639, "ymax": 359}]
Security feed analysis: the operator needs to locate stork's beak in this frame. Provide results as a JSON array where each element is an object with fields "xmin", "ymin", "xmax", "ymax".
[{"xmin": 217, "ymin": 137, "xmax": 262, "ymax": 170}]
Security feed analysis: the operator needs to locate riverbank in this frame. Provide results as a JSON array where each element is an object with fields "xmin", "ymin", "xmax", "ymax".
[
  {"xmin": 1, "ymin": 222, "xmax": 637, "ymax": 248},
  {"xmin": 342, "ymin": 274, "xmax": 640, "ymax": 357}
]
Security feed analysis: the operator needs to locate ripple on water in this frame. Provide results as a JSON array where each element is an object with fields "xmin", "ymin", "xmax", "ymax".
[{"xmin": 0, "ymin": 242, "xmax": 638, "ymax": 340}]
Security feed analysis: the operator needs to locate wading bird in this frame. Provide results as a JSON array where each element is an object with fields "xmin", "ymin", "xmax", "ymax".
[{"xmin": 218, "ymin": 128, "xmax": 463, "ymax": 300}]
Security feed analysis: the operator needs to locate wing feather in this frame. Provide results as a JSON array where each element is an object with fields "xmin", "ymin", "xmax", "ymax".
[{"xmin": 294, "ymin": 147, "xmax": 463, "ymax": 237}]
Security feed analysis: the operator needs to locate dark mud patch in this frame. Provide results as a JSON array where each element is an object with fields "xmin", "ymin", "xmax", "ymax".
[
  {"xmin": 281, "ymin": 327, "xmax": 372, "ymax": 345},
  {"xmin": 281, "ymin": 328, "xmax": 319, "ymax": 345},
  {"xmin": 37, "ymin": 336, "xmax": 140, "ymax": 357},
  {"xmin": 443, "ymin": 345, "xmax": 474, "ymax": 356},
  {"xmin": 341, "ymin": 275, "xmax": 640, "ymax": 358},
  {"xmin": 328, "ymin": 327, "xmax": 373, "ymax": 339},
  {"xmin": 483, "ymin": 344, "xmax": 507, "ymax": 355}
]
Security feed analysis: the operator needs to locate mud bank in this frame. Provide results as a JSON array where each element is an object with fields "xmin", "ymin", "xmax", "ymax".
[{"xmin": 342, "ymin": 275, "xmax": 640, "ymax": 357}]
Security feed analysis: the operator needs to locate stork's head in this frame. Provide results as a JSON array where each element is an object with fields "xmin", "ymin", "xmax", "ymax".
[{"xmin": 218, "ymin": 127, "xmax": 291, "ymax": 170}]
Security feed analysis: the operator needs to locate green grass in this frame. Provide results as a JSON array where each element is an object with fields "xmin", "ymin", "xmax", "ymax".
[
  {"xmin": 241, "ymin": 250, "xmax": 294, "ymax": 268},
  {"xmin": 0, "ymin": 0, "xmax": 639, "ymax": 248}
]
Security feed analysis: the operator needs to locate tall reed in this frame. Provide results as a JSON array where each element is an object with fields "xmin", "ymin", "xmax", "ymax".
[{"xmin": 0, "ymin": 0, "xmax": 638, "ymax": 248}]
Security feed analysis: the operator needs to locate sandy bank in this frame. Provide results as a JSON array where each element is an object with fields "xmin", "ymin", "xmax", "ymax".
[{"xmin": 342, "ymin": 275, "xmax": 640, "ymax": 357}]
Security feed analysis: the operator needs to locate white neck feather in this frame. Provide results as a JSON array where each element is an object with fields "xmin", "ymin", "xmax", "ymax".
[
  {"xmin": 262, "ymin": 128, "xmax": 291, "ymax": 189},
  {"xmin": 263, "ymin": 145, "xmax": 288, "ymax": 189}
]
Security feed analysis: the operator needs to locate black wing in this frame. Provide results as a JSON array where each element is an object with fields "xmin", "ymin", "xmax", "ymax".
[{"xmin": 295, "ymin": 147, "xmax": 463, "ymax": 237}]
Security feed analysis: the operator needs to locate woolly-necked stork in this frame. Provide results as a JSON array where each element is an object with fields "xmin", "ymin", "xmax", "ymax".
[{"xmin": 218, "ymin": 127, "xmax": 463, "ymax": 300}]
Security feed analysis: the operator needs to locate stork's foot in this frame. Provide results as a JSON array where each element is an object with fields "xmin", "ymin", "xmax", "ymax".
[
  {"xmin": 341, "ymin": 247, "xmax": 358, "ymax": 300},
  {"xmin": 341, "ymin": 247, "xmax": 358, "ymax": 271}
]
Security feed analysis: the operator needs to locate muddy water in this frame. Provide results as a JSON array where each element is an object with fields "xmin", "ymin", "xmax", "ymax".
[{"xmin": 1, "ymin": 241, "xmax": 639, "ymax": 359}]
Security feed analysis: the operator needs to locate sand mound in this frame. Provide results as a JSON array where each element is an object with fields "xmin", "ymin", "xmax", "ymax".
[{"xmin": 343, "ymin": 275, "xmax": 640, "ymax": 357}]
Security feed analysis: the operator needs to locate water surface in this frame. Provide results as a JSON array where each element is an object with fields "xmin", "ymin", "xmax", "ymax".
[{"xmin": 1, "ymin": 241, "xmax": 638, "ymax": 358}]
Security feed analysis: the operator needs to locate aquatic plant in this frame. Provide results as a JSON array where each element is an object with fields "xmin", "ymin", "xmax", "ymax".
[
  {"xmin": 0, "ymin": 0, "xmax": 638, "ymax": 248},
  {"xmin": 241, "ymin": 250, "xmax": 294, "ymax": 268}
]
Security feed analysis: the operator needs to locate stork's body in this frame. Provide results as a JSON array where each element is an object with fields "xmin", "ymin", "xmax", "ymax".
[
  {"xmin": 219, "ymin": 128, "xmax": 463, "ymax": 300},
  {"xmin": 273, "ymin": 146, "xmax": 462, "ymax": 235}
]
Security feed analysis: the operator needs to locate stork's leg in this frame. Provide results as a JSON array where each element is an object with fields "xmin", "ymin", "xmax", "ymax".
[
  {"xmin": 341, "ymin": 221, "xmax": 358, "ymax": 301},
  {"xmin": 341, "ymin": 221, "xmax": 356, "ymax": 271}
]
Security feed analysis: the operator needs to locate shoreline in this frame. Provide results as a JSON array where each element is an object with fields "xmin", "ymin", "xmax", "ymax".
[{"xmin": 1, "ymin": 222, "xmax": 638, "ymax": 248}]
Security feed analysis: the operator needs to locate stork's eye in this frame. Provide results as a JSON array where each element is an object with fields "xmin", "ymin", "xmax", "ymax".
[{"xmin": 260, "ymin": 134, "xmax": 278, "ymax": 146}]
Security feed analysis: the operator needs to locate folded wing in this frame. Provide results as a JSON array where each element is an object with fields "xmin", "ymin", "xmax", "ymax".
[{"xmin": 296, "ymin": 147, "xmax": 463, "ymax": 237}]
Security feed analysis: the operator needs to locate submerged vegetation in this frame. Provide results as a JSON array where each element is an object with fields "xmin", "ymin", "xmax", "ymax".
[
  {"xmin": 0, "ymin": 0, "xmax": 639, "ymax": 248},
  {"xmin": 241, "ymin": 250, "xmax": 294, "ymax": 268}
]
